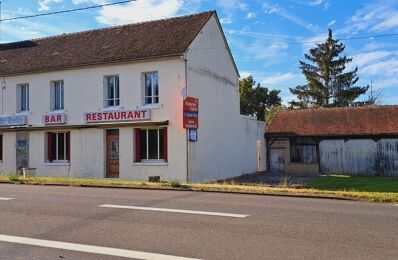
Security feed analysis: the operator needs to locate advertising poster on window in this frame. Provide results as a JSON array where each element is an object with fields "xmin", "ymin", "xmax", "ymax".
[{"xmin": 183, "ymin": 97, "xmax": 199, "ymax": 129}]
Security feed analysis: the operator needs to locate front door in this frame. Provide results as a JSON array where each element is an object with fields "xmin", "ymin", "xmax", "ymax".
[
  {"xmin": 16, "ymin": 132, "xmax": 29, "ymax": 172},
  {"xmin": 106, "ymin": 129, "xmax": 119, "ymax": 178}
]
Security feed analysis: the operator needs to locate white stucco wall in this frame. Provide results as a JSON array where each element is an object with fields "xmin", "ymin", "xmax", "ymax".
[
  {"xmin": 0, "ymin": 59, "xmax": 188, "ymax": 181},
  {"xmin": 0, "ymin": 14, "xmax": 266, "ymax": 183},
  {"xmin": 186, "ymin": 15, "xmax": 266, "ymax": 183}
]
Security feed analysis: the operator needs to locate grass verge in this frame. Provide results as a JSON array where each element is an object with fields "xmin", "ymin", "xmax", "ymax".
[
  {"xmin": 0, "ymin": 175, "xmax": 397, "ymax": 203},
  {"xmin": 308, "ymin": 175, "xmax": 398, "ymax": 193}
]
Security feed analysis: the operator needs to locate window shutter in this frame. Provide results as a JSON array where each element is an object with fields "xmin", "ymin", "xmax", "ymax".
[
  {"xmin": 16, "ymin": 87, "xmax": 21, "ymax": 113},
  {"xmin": 50, "ymin": 83, "xmax": 55, "ymax": 111},
  {"xmin": 66, "ymin": 132, "xmax": 70, "ymax": 161},
  {"xmin": 103, "ymin": 78, "xmax": 108, "ymax": 108},
  {"xmin": 163, "ymin": 128, "xmax": 168, "ymax": 162},
  {"xmin": 135, "ymin": 129, "xmax": 141, "ymax": 162},
  {"xmin": 47, "ymin": 132, "xmax": 53, "ymax": 162}
]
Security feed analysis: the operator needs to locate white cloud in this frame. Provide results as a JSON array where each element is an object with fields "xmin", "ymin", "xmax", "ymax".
[
  {"xmin": 220, "ymin": 17, "xmax": 233, "ymax": 24},
  {"xmin": 38, "ymin": 0, "xmax": 63, "ymax": 11},
  {"xmin": 95, "ymin": 0, "xmax": 184, "ymax": 25},
  {"xmin": 245, "ymin": 12, "xmax": 256, "ymax": 19},
  {"xmin": 350, "ymin": 51, "xmax": 391, "ymax": 69},
  {"xmin": 327, "ymin": 19, "xmax": 335, "ymax": 27},
  {"xmin": 239, "ymin": 71, "xmax": 252, "ymax": 78},
  {"xmin": 262, "ymin": 73, "xmax": 299, "ymax": 85},
  {"xmin": 262, "ymin": 1, "xmax": 319, "ymax": 33},
  {"xmin": 362, "ymin": 59, "xmax": 398, "ymax": 76},
  {"xmin": 343, "ymin": 1, "xmax": 398, "ymax": 34},
  {"xmin": 307, "ymin": 0, "xmax": 324, "ymax": 6}
]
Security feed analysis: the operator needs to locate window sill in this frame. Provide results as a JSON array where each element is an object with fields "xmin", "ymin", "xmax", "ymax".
[
  {"xmin": 48, "ymin": 110, "xmax": 64, "ymax": 114},
  {"xmin": 133, "ymin": 162, "xmax": 168, "ymax": 166},
  {"xmin": 44, "ymin": 162, "xmax": 70, "ymax": 166},
  {"xmin": 141, "ymin": 103, "xmax": 160, "ymax": 109},
  {"xmin": 102, "ymin": 106, "xmax": 120, "ymax": 111},
  {"xmin": 16, "ymin": 111, "xmax": 29, "ymax": 116}
]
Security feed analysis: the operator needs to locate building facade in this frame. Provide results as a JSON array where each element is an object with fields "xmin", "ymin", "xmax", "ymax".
[
  {"xmin": 266, "ymin": 106, "xmax": 398, "ymax": 176},
  {"xmin": 0, "ymin": 11, "xmax": 266, "ymax": 183}
]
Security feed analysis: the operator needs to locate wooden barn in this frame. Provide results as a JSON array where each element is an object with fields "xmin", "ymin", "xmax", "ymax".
[{"xmin": 265, "ymin": 106, "xmax": 398, "ymax": 176}]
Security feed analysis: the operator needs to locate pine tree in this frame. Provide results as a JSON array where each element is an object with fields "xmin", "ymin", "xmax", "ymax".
[{"xmin": 289, "ymin": 29, "xmax": 368, "ymax": 108}]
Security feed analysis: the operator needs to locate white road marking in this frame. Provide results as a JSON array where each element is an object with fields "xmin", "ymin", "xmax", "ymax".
[
  {"xmin": 99, "ymin": 204, "xmax": 250, "ymax": 218},
  {"xmin": 0, "ymin": 234, "xmax": 200, "ymax": 260},
  {"xmin": 0, "ymin": 198, "xmax": 14, "ymax": 201}
]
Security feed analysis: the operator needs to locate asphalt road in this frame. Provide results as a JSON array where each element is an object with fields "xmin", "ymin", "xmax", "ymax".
[{"xmin": 0, "ymin": 184, "xmax": 397, "ymax": 260}]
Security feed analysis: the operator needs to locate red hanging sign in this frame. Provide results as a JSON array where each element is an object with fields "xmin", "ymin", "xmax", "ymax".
[{"xmin": 183, "ymin": 97, "xmax": 199, "ymax": 129}]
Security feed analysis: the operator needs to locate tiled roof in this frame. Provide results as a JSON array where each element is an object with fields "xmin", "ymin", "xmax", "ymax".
[
  {"xmin": 0, "ymin": 11, "xmax": 215, "ymax": 75},
  {"xmin": 267, "ymin": 105, "xmax": 398, "ymax": 136}
]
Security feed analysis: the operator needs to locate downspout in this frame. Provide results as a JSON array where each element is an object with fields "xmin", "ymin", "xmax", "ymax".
[
  {"xmin": 1, "ymin": 76, "xmax": 5, "ymax": 117},
  {"xmin": 183, "ymin": 52, "xmax": 189, "ymax": 183}
]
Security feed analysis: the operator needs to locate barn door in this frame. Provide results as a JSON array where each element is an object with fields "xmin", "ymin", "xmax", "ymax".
[
  {"xmin": 106, "ymin": 129, "xmax": 119, "ymax": 178},
  {"xmin": 270, "ymin": 148, "xmax": 285, "ymax": 173}
]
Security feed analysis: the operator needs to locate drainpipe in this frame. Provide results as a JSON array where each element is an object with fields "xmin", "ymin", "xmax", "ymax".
[
  {"xmin": 182, "ymin": 52, "xmax": 189, "ymax": 183},
  {"xmin": 1, "ymin": 76, "xmax": 5, "ymax": 117}
]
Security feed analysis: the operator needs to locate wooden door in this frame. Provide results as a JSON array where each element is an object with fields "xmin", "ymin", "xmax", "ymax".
[
  {"xmin": 106, "ymin": 129, "xmax": 119, "ymax": 178},
  {"xmin": 270, "ymin": 149, "xmax": 285, "ymax": 173}
]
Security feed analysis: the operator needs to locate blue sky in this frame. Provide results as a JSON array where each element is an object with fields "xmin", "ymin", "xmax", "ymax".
[{"xmin": 1, "ymin": 0, "xmax": 398, "ymax": 105}]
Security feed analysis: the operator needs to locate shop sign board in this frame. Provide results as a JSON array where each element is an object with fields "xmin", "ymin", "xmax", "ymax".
[
  {"xmin": 0, "ymin": 116, "xmax": 27, "ymax": 126},
  {"xmin": 84, "ymin": 109, "xmax": 150, "ymax": 123},
  {"xmin": 183, "ymin": 97, "xmax": 199, "ymax": 129},
  {"xmin": 188, "ymin": 129, "xmax": 198, "ymax": 142},
  {"xmin": 43, "ymin": 113, "xmax": 66, "ymax": 125}
]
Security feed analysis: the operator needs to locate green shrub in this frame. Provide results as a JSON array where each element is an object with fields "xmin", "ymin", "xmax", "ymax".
[
  {"xmin": 7, "ymin": 172, "xmax": 21, "ymax": 181},
  {"xmin": 169, "ymin": 180, "xmax": 182, "ymax": 188}
]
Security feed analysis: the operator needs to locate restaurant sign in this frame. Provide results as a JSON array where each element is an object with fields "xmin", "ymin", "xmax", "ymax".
[
  {"xmin": 43, "ymin": 113, "xmax": 66, "ymax": 125},
  {"xmin": 0, "ymin": 116, "xmax": 27, "ymax": 126},
  {"xmin": 183, "ymin": 97, "xmax": 199, "ymax": 129},
  {"xmin": 84, "ymin": 109, "xmax": 150, "ymax": 123}
]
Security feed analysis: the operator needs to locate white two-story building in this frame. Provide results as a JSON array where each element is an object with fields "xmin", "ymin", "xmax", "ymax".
[{"xmin": 0, "ymin": 11, "xmax": 265, "ymax": 183}]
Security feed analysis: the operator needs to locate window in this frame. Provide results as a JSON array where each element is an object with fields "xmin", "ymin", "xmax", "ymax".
[
  {"xmin": 47, "ymin": 132, "xmax": 70, "ymax": 163},
  {"xmin": 0, "ymin": 135, "xmax": 3, "ymax": 162},
  {"xmin": 51, "ymin": 81, "xmax": 64, "ymax": 111},
  {"xmin": 144, "ymin": 72, "xmax": 159, "ymax": 105},
  {"xmin": 290, "ymin": 138, "xmax": 318, "ymax": 164},
  {"xmin": 105, "ymin": 76, "xmax": 120, "ymax": 107},
  {"xmin": 17, "ymin": 84, "xmax": 29, "ymax": 112},
  {"xmin": 135, "ymin": 128, "xmax": 167, "ymax": 162}
]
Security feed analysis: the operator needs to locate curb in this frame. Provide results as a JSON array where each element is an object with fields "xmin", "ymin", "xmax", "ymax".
[{"xmin": 0, "ymin": 180, "xmax": 359, "ymax": 201}]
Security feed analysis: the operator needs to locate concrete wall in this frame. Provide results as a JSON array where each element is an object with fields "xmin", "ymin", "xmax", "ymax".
[{"xmin": 186, "ymin": 16, "xmax": 266, "ymax": 183}]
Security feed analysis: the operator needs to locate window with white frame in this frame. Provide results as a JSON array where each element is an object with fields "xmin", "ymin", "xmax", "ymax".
[
  {"xmin": 17, "ymin": 84, "xmax": 29, "ymax": 112},
  {"xmin": 144, "ymin": 72, "xmax": 159, "ymax": 105},
  {"xmin": 47, "ymin": 132, "xmax": 70, "ymax": 163},
  {"xmin": 51, "ymin": 81, "xmax": 64, "ymax": 111},
  {"xmin": 104, "ymin": 76, "xmax": 120, "ymax": 107},
  {"xmin": 135, "ymin": 128, "xmax": 167, "ymax": 162}
]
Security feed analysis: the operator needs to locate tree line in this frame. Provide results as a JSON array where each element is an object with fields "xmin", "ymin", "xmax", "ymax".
[{"xmin": 240, "ymin": 29, "xmax": 381, "ymax": 124}]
